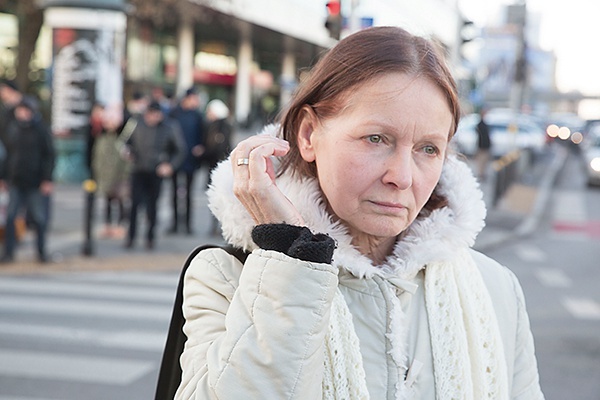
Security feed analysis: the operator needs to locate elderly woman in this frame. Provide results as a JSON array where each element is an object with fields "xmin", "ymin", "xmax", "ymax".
[{"xmin": 175, "ymin": 27, "xmax": 544, "ymax": 399}]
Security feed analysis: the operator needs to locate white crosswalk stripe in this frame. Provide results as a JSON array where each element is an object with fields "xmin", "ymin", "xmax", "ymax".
[
  {"xmin": 0, "ymin": 270, "xmax": 179, "ymax": 399},
  {"xmin": 550, "ymin": 189, "xmax": 590, "ymax": 240},
  {"xmin": 535, "ymin": 267, "xmax": 572, "ymax": 288},
  {"xmin": 0, "ymin": 277, "xmax": 176, "ymax": 301},
  {"xmin": 551, "ymin": 190, "xmax": 587, "ymax": 222},
  {"xmin": 562, "ymin": 297, "xmax": 600, "ymax": 320},
  {"xmin": 546, "ymin": 188, "xmax": 600, "ymax": 321},
  {"xmin": 0, "ymin": 349, "xmax": 155, "ymax": 385},
  {"xmin": 515, "ymin": 244, "xmax": 547, "ymax": 263}
]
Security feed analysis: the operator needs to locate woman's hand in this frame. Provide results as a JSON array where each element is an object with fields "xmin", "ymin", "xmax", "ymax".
[{"xmin": 232, "ymin": 134, "xmax": 305, "ymax": 226}]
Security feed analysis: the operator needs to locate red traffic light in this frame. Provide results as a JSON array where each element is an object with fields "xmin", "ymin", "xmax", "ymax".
[{"xmin": 326, "ymin": 1, "xmax": 341, "ymax": 15}]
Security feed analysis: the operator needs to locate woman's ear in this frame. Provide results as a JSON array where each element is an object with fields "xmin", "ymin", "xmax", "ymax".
[{"xmin": 297, "ymin": 106, "xmax": 318, "ymax": 162}]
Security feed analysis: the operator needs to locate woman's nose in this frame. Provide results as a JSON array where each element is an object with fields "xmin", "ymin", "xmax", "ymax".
[{"xmin": 382, "ymin": 151, "xmax": 413, "ymax": 190}]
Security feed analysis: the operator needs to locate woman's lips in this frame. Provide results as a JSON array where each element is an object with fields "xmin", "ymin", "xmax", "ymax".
[{"xmin": 369, "ymin": 200, "xmax": 407, "ymax": 214}]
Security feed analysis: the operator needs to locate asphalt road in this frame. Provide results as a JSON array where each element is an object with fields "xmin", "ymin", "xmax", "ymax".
[{"xmin": 484, "ymin": 149, "xmax": 600, "ymax": 399}]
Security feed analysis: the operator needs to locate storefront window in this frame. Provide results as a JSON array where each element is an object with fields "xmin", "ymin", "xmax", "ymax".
[
  {"xmin": 126, "ymin": 22, "xmax": 177, "ymax": 86},
  {"xmin": 0, "ymin": 13, "xmax": 18, "ymax": 80}
]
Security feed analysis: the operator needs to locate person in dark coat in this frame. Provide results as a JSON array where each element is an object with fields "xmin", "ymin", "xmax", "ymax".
[
  {"xmin": 167, "ymin": 88, "xmax": 205, "ymax": 235},
  {"xmin": 121, "ymin": 101, "xmax": 186, "ymax": 250},
  {"xmin": 202, "ymin": 99, "xmax": 233, "ymax": 235},
  {"xmin": 0, "ymin": 96, "xmax": 55, "ymax": 263},
  {"xmin": 475, "ymin": 107, "xmax": 492, "ymax": 180},
  {"xmin": 202, "ymin": 99, "xmax": 233, "ymax": 181}
]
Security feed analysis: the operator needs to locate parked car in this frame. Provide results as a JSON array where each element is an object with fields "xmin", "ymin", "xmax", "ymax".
[
  {"xmin": 451, "ymin": 111, "xmax": 547, "ymax": 158},
  {"xmin": 581, "ymin": 126, "xmax": 600, "ymax": 186}
]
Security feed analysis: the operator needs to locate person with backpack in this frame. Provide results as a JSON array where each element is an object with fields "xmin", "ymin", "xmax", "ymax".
[{"xmin": 91, "ymin": 109, "xmax": 130, "ymax": 239}]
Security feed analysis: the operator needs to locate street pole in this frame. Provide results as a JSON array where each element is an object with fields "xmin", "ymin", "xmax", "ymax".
[
  {"xmin": 509, "ymin": 1, "xmax": 528, "ymax": 114},
  {"xmin": 507, "ymin": 1, "xmax": 528, "ymax": 158}
]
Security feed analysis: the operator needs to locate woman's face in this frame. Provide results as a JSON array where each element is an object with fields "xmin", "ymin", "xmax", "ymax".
[{"xmin": 298, "ymin": 73, "xmax": 453, "ymax": 242}]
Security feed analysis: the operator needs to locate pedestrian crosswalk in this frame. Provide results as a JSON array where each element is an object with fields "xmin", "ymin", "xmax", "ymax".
[
  {"xmin": 511, "ymin": 187, "xmax": 600, "ymax": 321},
  {"xmin": 0, "ymin": 269, "xmax": 179, "ymax": 400}
]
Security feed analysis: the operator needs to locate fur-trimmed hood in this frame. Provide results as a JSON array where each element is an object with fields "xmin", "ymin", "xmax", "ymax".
[{"xmin": 207, "ymin": 125, "xmax": 486, "ymax": 280}]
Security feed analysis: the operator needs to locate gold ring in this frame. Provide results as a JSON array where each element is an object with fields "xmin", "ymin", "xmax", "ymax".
[{"xmin": 237, "ymin": 158, "xmax": 250, "ymax": 166}]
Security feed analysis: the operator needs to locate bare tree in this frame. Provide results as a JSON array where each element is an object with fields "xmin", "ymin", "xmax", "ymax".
[{"xmin": 0, "ymin": 0, "xmax": 43, "ymax": 92}]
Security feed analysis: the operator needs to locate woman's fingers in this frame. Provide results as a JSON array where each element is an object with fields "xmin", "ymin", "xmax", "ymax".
[
  {"xmin": 232, "ymin": 137, "xmax": 287, "ymax": 189},
  {"xmin": 231, "ymin": 134, "xmax": 288, "ymax": 162},
  {"xmin": 230, "ymin": 135, "xmax": 303, "ymax": 225}
]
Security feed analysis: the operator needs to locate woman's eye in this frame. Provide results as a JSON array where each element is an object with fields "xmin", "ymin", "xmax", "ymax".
[
  {"xmin": 423, "ymin": 145, "xmax": 438, "ymax": 155},
  {"xmin": 367, "ymin": 135, "xmax": 383, "ymax": 144}
]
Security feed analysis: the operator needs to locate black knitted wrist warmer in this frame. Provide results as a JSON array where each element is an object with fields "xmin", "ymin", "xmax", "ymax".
[{"xmin": 251, "ymin": 224, "xmax": 335, "ymax": 264}]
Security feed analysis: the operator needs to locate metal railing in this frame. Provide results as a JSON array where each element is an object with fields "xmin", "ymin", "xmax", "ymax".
[{"xmin": 491, "ymin": 150, "xmax": 522, "ymax": 207}]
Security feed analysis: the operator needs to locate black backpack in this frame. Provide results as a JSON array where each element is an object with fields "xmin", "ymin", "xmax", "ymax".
[{"xmin": 154, "ymin": 244, "xmax": 249, "ymax": 400}]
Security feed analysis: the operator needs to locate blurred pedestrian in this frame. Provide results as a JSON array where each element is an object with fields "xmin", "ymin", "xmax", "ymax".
[
  {"xmin": 0, "ymin": 80, "xmax": 22, "ymax": 148},
  {"xmin": 0, "ymin": 96, "xmax": 55, "ymax": 263},
  {"xmin": 202, "ymin": 99, "xmax": 233, "ymax": 235},
  {"xmin": 121, "ymin": 101, "xmax": 186, "ymax": 250},
  {"xmin": 202, "ymin": 99, "xmax": 233, "ymax": 182},
  {"xmin": 260, "ymin": 93, "xmax": 277, "ymax": 125},
  {"xmin": 167, "ymin": 87, "xmax": 205, "ymax": 235},
  {"xmin": 124, "ymin": 90, "xmax": 147, "ymax": 124},
  {"xmin": 475, "ymin": 107, "xmax": 492, "ymax": 181},
  {"xmin": 151, "ymin": 86, "xmax": 172, "ymax": 115},
  {"xmin": 92, "ymin": 110, "xmax": 130, "ymax": 239}
]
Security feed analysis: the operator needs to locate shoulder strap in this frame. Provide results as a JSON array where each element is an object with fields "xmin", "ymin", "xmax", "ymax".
[
  {"xmin": 116, "ymin": 118, "xmax": 138, "ymax": 152},
  {"xmin": 154, "ymin": 244, "xmax": 248, "ymax": 400}
]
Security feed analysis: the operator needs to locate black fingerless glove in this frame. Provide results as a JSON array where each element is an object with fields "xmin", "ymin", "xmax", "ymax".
[{"xmin": 251, "ymin": 224, "xmax": 336, "ymax": 264}]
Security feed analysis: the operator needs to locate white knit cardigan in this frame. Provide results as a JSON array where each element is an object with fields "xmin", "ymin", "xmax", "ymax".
[{"xmin": 207, "ymin": 125, "xmax": 509, "ymax": 400}]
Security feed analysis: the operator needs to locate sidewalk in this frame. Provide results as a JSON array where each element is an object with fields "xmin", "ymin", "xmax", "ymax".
[
  {"xmin": 474, "ymin": 143, "xmax": 567, "ymax": 251},
  {"xmin": 0, "ymin": 173, "xmax": 225, "ymax": 274},
  {"xmin": 0, "ymin": 143, "xmax": 567, "ymax": 275}
]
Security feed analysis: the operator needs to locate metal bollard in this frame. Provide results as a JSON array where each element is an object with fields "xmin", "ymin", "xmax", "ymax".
[{"xmin": 82, "ymin": 179, "xmax": 97, "ymax": 256}]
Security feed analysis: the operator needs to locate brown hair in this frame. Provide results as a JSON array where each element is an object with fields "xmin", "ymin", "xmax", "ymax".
[{"xmin": 277, "ymin": 26, "xmax": 460, "ymax": 179}]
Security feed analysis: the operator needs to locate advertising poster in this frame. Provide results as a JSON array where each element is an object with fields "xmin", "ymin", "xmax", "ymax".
[{"xmin": 51, "ymin": 27, "xmax": 124, "ymax": 137}]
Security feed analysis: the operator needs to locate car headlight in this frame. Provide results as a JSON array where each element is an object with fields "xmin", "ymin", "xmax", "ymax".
[{"xmin": 591, "ymin": 157, "xmax": 600, "ymax": 172}]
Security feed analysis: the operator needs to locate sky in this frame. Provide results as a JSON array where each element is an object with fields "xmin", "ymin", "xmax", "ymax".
[{"xmin": 458, "ymin": 0, "xmax": 600, "ymax": 96}]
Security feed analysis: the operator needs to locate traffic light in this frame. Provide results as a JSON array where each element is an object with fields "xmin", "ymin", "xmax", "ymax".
[
  {"xmin": 325, "ymin": 0, "xmax": 342, "ymax": 40},
  {"xmin": 460, "ymin": 19, "xmax": 475, "ymax": 45},
  {"xmin": 459, "ymin": 19, "xmax": 475, "ymax": 59}
]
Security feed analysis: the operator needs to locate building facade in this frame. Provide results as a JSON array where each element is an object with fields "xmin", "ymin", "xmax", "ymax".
[{"xmin": 0, "ymin": 0, "xmax": 462, "ymax": 181}]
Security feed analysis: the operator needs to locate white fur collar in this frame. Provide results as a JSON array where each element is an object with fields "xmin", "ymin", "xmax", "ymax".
[{"xmin": 207, "ymin": 125, "xmax": 486, "ymax": 280}]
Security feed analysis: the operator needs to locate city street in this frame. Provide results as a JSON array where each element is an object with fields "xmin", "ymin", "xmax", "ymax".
[
  {"xmin": 1, "ymin": 0, "xmax": 599, "ymax": 398},
  {"xmin": 484, "ymin": 148, "xmax": 600, "ymax": 399},
  {"xmin": 0, "ymin": 146, "xmax": 598, "ymax": 399},
  {"xmin": 0, "ymin": 269, "xmax": 177, "ymax": 399}
]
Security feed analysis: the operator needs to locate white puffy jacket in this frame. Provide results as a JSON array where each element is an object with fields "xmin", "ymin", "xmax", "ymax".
[{"xmin": 175, "ymin": 127, "xmax": 544, "ymax": 400}]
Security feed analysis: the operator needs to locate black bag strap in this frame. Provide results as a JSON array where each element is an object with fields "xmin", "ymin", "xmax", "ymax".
[{"xmin": 154, "ymin": 244, "xmax": 248, "ymax": 400}]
